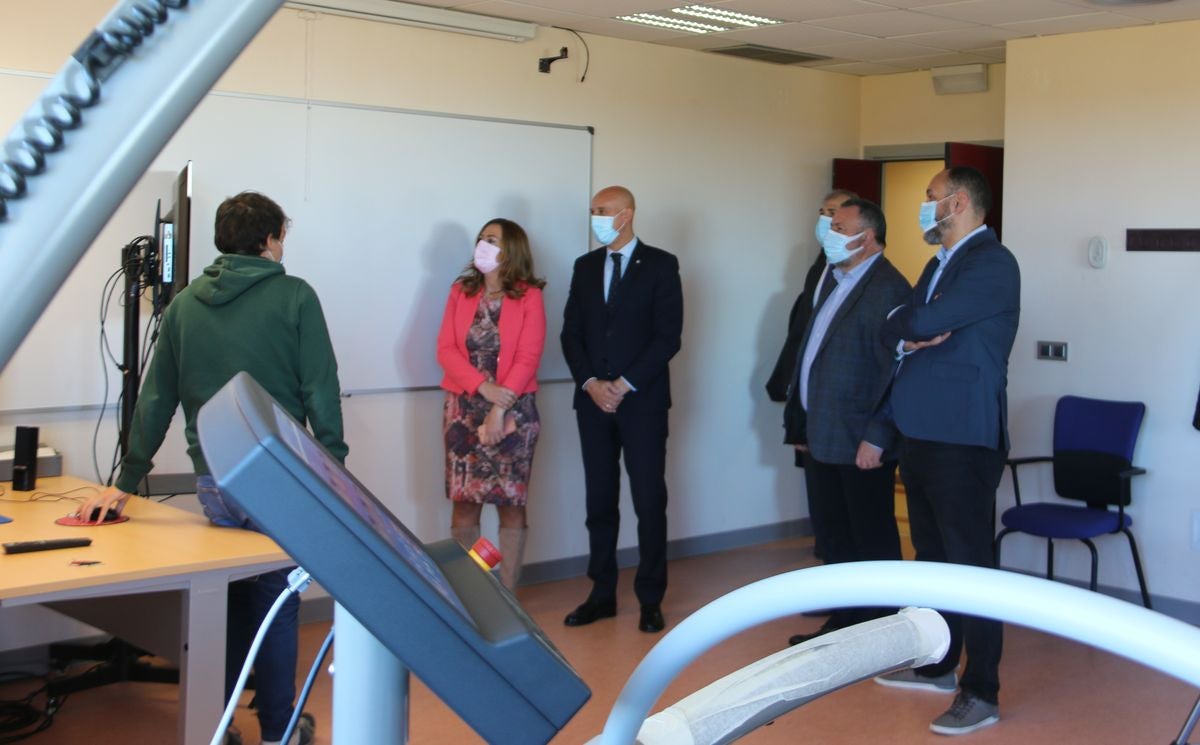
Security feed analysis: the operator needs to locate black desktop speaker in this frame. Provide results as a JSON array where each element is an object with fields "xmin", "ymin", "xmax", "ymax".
[{"xmin": 12, "ymin": 426, "xmax": 38, "ymax": 491}]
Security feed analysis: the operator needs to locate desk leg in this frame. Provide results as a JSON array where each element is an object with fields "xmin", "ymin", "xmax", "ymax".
[
  {"xmin": 180, "ymin": 574, "xmax": 229, "ymax": 745},
  {"xmin": 332, "ymin": 603, "xmax": 408, "ymax": 744}
]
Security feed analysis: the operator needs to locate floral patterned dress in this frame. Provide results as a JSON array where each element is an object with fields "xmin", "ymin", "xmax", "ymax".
[{"xmin": 443, "ymin": 294, "xmax": 540, "ymax": 506}]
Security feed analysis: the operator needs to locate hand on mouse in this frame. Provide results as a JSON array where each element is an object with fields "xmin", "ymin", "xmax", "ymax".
[{"xmin": 75, "ymin": 486, "xmax": 130, "ymax": 525}]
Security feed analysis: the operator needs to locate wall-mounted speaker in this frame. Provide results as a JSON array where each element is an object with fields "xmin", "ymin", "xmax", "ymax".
[
  {"xmin": 931, "ymin": 64, "xmax": 988, "ymax": 95},
  {"xmin": 12, "ymin": 426, "xmax": 38, "ymax": 491}
]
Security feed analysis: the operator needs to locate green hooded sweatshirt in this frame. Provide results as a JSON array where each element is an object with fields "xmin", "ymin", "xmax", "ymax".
[{"xmin": 116, "ymin": 254, "xmax": 348, "ymax": 493}]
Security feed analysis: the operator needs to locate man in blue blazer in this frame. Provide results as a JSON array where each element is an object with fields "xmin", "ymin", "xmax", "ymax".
[
  {"xmin": 862, "ymin": 167, "xmax": 1020, "ymax": 736},
  {"xmin": 560, "ymin": 185, "xmax": 683, "ymax": 633},
  {"xmin": 784, "ymin": 198, "xmax": 911, "ymax": 646}
]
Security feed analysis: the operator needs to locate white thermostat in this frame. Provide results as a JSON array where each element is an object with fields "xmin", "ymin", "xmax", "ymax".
[{"xmin": 1087, "ymin": 236, "xmax": 1108, "ymax": 268}]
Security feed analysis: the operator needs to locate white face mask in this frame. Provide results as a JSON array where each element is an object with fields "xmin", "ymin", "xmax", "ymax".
[
  {"xmin": 590, "ymin": 211, "xmax": 623, "ymax": 245},
  {"xmin": 473, "ymin": 240, "xmax": 501, "ymax": 274},
  {"xmin": 814, "ymin": 214, "xmax": 833, "ymax": 246},
  {"xmin": 821, "ymin": 229, "xmax": 864, "ymax": 265}
]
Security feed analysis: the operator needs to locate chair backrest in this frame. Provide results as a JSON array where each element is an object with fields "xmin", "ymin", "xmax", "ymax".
[{"xmin": 1052, "ymin": 395, "xmax": 1146, "ymax": 507}]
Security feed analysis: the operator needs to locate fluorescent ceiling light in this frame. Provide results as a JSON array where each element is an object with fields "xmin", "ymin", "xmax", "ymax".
[
  {"xmin": 616, "ymin": 13, "xmax": 728, "ymax": 34},
  {"xmin": 285, "ymin": 0, "xmax": 536, "ymax": 42},
  {"xmin": 618, "ymin": 4, "xmax": 784, "ymax": 34},
  {"xmin": 672, "ymin": 5, "xmax": 783, "ymax": 28}
]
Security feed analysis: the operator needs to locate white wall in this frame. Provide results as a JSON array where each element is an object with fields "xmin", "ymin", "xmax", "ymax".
[
  {"xmin": 0, "ymin": 2, "xmax": 861, "ymax": 616},
  {"xmin": 1002, "ymin": 22, "xmax": 1200, "ymax": 604}
]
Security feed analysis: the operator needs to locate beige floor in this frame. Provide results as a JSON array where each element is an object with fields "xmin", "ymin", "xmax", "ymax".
[{"xmin": 4, "ymin": 536, "xmax": 1197, "ymax": 744}]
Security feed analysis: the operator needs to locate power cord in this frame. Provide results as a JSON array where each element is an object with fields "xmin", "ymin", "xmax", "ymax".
[
  {"xmin": 0, "ymin": 673, "xmax": 64, "ymax": 743},
  {"xmin": 210, "ymin": 568, "xmax": 313, "ymax": 745},
  {"xmin": 552, "ymin": 27, "xmax": 590, "ymax": 82}
]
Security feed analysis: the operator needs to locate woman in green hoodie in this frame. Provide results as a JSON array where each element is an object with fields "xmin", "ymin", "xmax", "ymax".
[{"xmin": 78, "ymin": 191, "xmax": 344, "ymax": 745}]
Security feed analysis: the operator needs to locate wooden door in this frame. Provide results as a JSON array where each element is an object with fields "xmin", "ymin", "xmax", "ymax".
[{"xmin": 945, "ymin": 142, "xmax": 1004, "ymax": 240}]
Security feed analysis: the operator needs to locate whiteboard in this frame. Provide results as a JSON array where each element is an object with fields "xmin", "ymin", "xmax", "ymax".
[{"xmin": 0, "ymin": 75, "xmax": 591, "ymax": 411}]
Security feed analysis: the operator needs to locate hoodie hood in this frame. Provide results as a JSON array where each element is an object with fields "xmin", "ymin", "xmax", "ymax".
[{"xmin": 190, "ymin": 254, "xmax": 285, "ymax": 306}]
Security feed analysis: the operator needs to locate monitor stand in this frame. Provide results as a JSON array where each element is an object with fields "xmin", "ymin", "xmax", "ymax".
[{"xmin": 333, "ymin": 603, "xmax": 409, "ymax": 743}]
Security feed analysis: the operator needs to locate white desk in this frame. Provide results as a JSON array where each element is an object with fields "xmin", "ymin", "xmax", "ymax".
[{"xmin": 0, "ymin": 476, "xmax": 291, "ymax": 745}]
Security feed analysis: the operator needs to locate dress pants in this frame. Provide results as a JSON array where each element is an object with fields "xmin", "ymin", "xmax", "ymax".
[
  {"xmin": 803, "ymin": 452, "xmax": 901, "ymax": 627},
  {"xmin": 900, "ymin": 437, "xmax": 1005, "ymax": 704},
  {"xmin": 576, "ymin": 404, "xmax": 669, "ymax": 606}
]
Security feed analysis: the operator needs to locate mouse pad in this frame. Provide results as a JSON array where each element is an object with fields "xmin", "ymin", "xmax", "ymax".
[{"xmin": 55, "ymin": 514, "xmax": 130, "ymax": 527}]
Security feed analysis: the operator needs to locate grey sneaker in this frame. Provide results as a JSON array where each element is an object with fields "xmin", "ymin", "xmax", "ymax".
[
  {"xmin": 874, "ymin": 668, "xmax": 958, "ymax": 693},
  {"xmin": 930, "ymin": 691, "xmax": 999, "ymax": 736}
]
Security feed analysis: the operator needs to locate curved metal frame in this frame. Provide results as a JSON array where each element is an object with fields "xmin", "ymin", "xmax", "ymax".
[{"xmin": 596, "ymin": 561, "xmax": 1200, "ymax": 744}]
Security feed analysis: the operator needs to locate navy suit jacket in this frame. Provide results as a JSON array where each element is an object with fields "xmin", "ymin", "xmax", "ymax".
[
  {"xmin": 787, "ymin": 255, "xmax": 911, "ymax": 464},
  {"xmin": 560, "ymin": 241, "xmax": 683, "ymax": 414},
  {"xmin": 865, "ymin": 227, "xmax": 1020, "ymax": 451}
]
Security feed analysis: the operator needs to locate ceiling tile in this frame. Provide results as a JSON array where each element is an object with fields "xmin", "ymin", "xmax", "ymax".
[
  {"xmin": 999, "ymin": 10, "xmax": 1150, "ymax": 35},
  {"xmin": 879, "ymin": 50, "xmax": 994, "ymax": 67},
  {"xmin": 654, "ymin": 30, "xmax": 753, "ymax": 49},
  {"xmin": 891, "ymin": 23, "xmax": 1025, "ymax": 50},
  {"xmin": 706, "ymin": 0, "xmax": 897, "ymax": 23},
  {"xmin": 805, "ymin": 9, "xmax": 977, "ymax": 37},
  {"xmin": 868, "ymin": 0, "xmax": 971, "ymax": 7},
  {"xmin": 713, "ymin": 23, "xmax": 876, "ymax": 49},
  {"xmin": 804, "ymin": 37, "xmax": 950, "ymax": 60},
  {"xmin": 917, "ymin": 0, "xmax": 1093, "ymax": 25},
  {"xmin": 509, "ymin": 0, "xmax": 677, "ymax": 18},
  {"xmin": 566, "ymin": 16, "xmax": 701, "ymax": 42},
  {"xmin": 1091, "ymin": 0, "xmax": 1200, "ymax": 22}
]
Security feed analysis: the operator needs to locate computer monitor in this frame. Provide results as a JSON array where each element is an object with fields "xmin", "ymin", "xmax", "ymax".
[
  {"xmin": 152, "ymin": 160, "xmax": 192, "ymax": 312},
  {"xmin": 196, "ymin": 372, "xmax": 589, "ymax": 745}
]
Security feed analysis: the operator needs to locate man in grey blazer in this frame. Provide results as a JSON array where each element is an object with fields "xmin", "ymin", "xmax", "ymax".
[
  {"xmin": 784, "ymin": 198, "xmax": 911, "ymax": 646},
  {"xmin": 863, "ymin": 166, "xmax": 1020, "ymax": 736}
]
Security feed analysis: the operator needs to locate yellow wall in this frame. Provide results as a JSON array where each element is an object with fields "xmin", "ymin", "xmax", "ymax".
[
  {"xmin": 881, "ymin": 160, "xmax": 944, "ymax": 284},
  {"xmin": 861, "ymin": 64, "xmax": 1005, "ymax": 147}
]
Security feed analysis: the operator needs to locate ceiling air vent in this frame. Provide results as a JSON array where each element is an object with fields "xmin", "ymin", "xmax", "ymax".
[{"xmin": 707, "ymin": 44, "xmax": 830, "ymax": 65}]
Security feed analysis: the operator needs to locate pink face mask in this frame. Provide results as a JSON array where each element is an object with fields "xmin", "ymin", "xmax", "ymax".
[{"xmin": 473, "ymin": 240, "xmax": 501, "ymax": 274}]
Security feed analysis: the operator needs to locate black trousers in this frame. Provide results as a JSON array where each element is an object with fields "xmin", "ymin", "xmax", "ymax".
[
  {"xmin": 803, "ymin": 452, "xmax": 902, "ymax": 627},
  {"xmin": 576, "ymin": 405, "xmax": 669, "ymax": 606},
  {"xmin": 900, "ymin": 437, "xmax": 1005, "ymax": 704}
]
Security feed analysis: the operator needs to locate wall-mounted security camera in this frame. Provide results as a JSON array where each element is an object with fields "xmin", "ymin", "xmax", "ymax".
[{"xmin": 538, "ymin": 47, "xmax": 568, "ymax": 73}]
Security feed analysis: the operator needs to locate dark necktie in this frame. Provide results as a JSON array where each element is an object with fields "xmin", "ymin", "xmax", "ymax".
[
  {"xmin": 607, "ymin": 252, "xmax": 622, "ymax": 306},
  {"xmin": 813, "ymin": 268, "xmax": 837, "ymax": 311}
]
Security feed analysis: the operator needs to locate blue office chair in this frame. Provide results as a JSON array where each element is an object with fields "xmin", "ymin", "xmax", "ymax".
[{"xmin": 995, "ymin": 395, "xmax": 1150, "ymax": 608}]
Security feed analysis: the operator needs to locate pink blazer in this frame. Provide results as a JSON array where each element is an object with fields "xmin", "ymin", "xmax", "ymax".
[{"xmin": 436, "ymin": 282, "xmax": 546, "ymax": 395}]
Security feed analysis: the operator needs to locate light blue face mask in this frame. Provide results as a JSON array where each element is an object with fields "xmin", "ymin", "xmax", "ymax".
[
  {"xmin": 919, "ymin": 195, "xmax": 951, "ymax": 233},
  {"xmin": 821, "ymin": 229, "xmax": 864, "ymax": 265},
  {"xmin": 590, "ymin": 213, "xmax": 621, "ymax": 245},
  {"xmin": 814, "ymin": 214, "xmax": 833, "ymax": 246}
]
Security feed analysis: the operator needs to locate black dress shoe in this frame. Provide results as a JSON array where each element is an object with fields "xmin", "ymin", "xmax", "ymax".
[
  {"xmin": 564, "ymin": 599, "xmax": 617, "ymax": 627},
  {"xmin": 638, "ymin": 605, "xmax": 665, "ymax": 633}
]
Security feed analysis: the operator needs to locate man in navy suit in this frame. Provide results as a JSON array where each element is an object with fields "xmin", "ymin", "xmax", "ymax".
[
  {"xmin": 862, "ymin": 166, "xmax": 1020, "ymax": 736},
  {"xmin": 784, "ymin": 198, "xmax": 911, "ymax": 646},
  {"xmin": 560, "ymin": 185, "xmax": 683, "ymax": 633}
]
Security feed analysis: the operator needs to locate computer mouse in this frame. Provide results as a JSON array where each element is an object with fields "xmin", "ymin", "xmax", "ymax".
[{"xmin": 89, "ymin": 507, "xmax": 121, "ymax": 523}]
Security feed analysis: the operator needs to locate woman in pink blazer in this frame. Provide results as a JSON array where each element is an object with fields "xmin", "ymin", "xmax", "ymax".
[{"xmin": 436, "ymin": 218, "xmax": 546, "ymax": 589}]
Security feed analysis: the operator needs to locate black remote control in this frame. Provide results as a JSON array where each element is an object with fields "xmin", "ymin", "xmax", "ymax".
[{"xmin": 3, "ymin": 538, "xmax": 93, "ymax": 554}]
